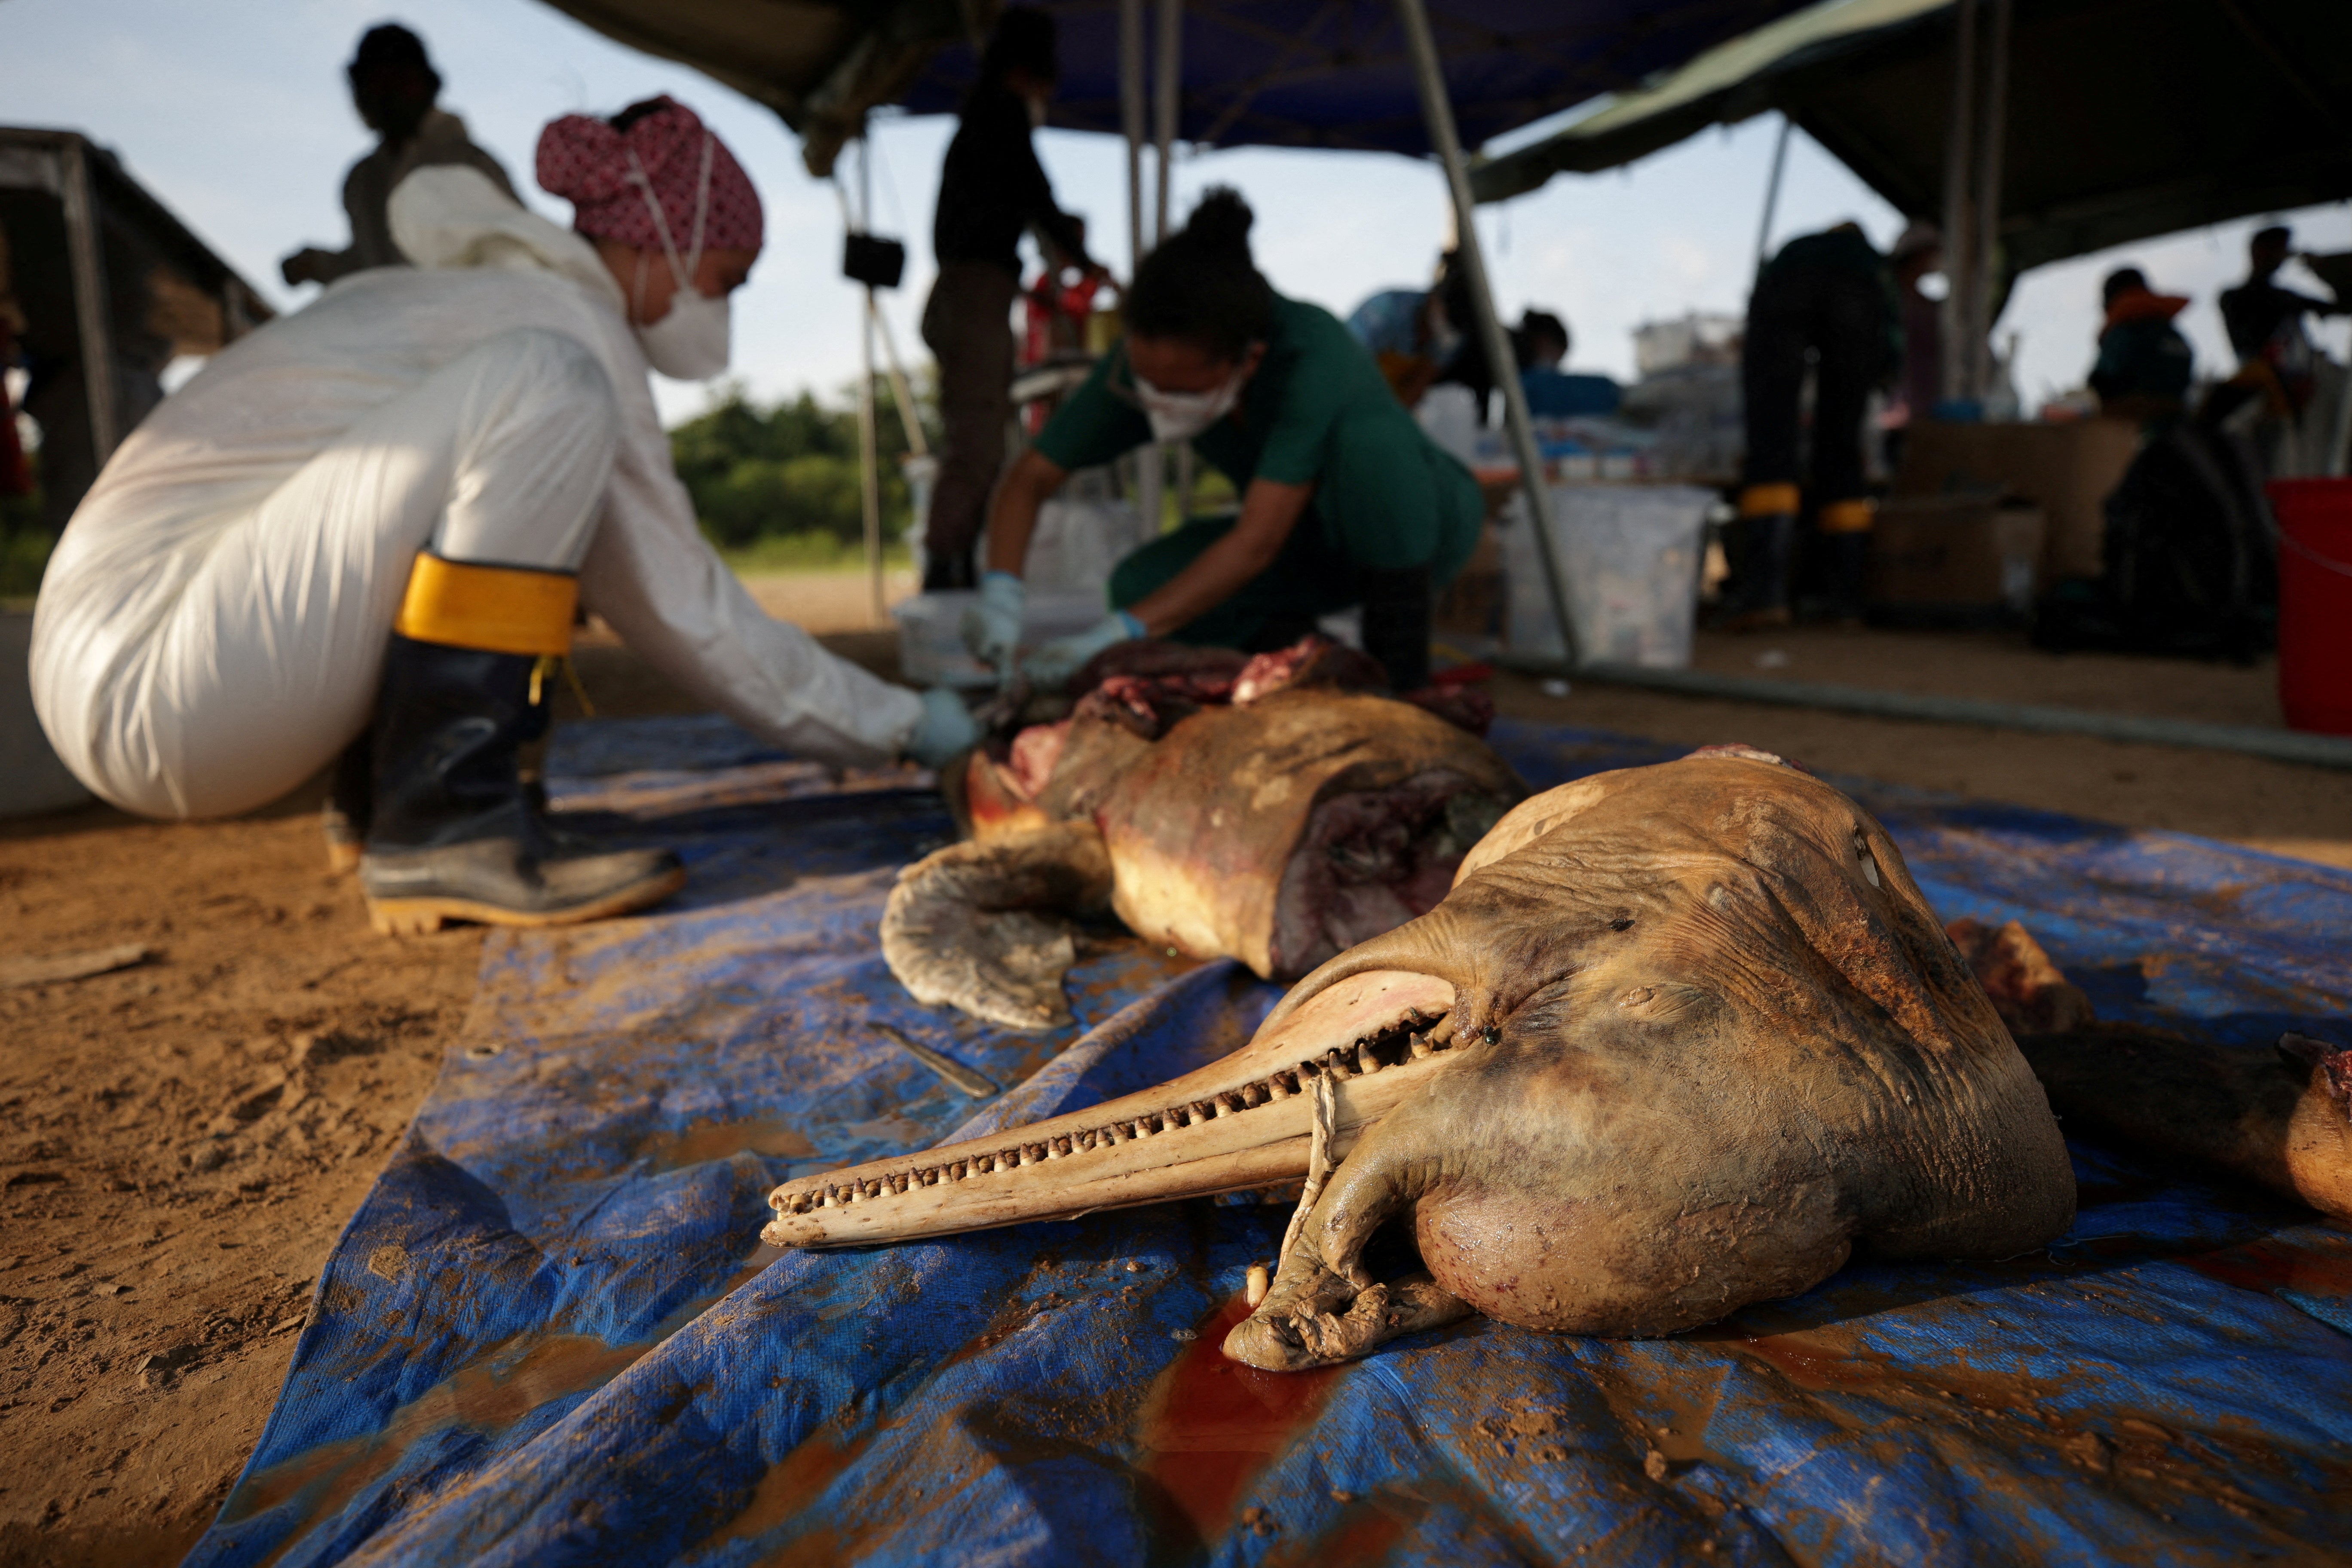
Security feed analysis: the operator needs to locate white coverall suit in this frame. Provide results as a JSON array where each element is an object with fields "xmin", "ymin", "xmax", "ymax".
[{"xmin": 30, "ymin": 168, "xmax": 924, "ymax": 821}]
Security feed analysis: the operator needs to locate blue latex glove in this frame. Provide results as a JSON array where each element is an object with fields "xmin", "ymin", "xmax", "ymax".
[
  {"xmin": 1020, "ymin": 610, "xmax": 1145, "ymax": 691},
  {"xmin": 903, "ymin": 686, "xmax": 980, "ymax": 769},
  {"xmin": 959, "ymin": 570, "xmax": 1026, "ymax": 681}
]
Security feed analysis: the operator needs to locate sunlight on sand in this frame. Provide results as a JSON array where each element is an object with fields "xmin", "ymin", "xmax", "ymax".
[{"xmin": 741, "ymin": 568, "xmax": 918, "ymax": 636}]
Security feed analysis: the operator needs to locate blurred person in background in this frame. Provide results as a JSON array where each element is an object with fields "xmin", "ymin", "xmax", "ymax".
[
  {"xmin": 1513, "ymin": 309, "xmax": 1619, "ymax": 418},
  {"xmin": 281, "ymin": 23, "xmax": 516, "ymax": 287},
  {"xmin": 969, "ymin": 189, "xmax": 1481, "ymax": 695},
  {"xmin": 1725, "ymin": 222, "xmax": 1902, "ymax": 629},
  {"xmin": 2217, "ymin": 224, "xmax": 2346, "ymax": 474},
  {"xmin": 921, "ymin": 7, "xmax": 1104, "ymax": 591},
  {"xmin": 1889, "ymin": 222, "xmax": 1943, "ymax": 426},
  {"xmin": 1347, "ymin": 252, "xmax": 1486, "ymax": 414},
  {"xmin": 2089, "ymin": 266, "xmax": 2193, "ymax": 427}
]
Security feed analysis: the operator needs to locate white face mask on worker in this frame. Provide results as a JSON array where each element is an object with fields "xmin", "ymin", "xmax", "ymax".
[
  {"xmin": 1135, "ymin": 368, "xmax": 1244, "ymax": 443},
  {"xmin": 635, "ymin": 266, "xmax": 732, "ymax": 381},
  {"xmin": 627, "ymin": 141, "xmax": 733, "ymax": 381}
]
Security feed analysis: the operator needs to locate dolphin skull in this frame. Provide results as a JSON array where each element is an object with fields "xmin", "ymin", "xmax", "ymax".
[{"xmin": 772, "ymin": 748, "xmax": 2075, "ymax": 1370}]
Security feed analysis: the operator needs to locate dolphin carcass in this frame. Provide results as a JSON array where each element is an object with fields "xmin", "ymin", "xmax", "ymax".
[
  {"xmin": 785, "ymin": 745, "xmax": 2077, "ymax": 1370},
  {"xmin": 881, "ymin": 638, "xmax": 1526, "ymax": 1032}
]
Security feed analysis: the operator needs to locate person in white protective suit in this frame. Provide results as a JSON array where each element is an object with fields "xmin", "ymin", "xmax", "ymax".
[{"xmin": 30, "ymin": 96, "xmax": 977, "ymax": 934}]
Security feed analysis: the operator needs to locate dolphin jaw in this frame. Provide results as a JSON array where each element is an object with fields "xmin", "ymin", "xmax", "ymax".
[{"xmin": 761, "ymin": 970, "xmax": 1457, "ymax": 1248}]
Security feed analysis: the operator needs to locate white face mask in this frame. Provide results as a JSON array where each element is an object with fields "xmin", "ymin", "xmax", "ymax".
[
  {"xmin": 1135, "ymin": 366, "xmax": 1245, "ymax": 443},
  {"xmin": 626, "ymin": 138, "xmax": 732, "ymax": 381}
]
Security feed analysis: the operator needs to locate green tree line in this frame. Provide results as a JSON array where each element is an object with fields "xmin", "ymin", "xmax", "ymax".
[{"xmin": 669, "ymin": 374, "xmax": 937, "ymax": 555}]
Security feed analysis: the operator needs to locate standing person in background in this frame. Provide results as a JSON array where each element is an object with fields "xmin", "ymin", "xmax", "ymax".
[
  {"xmin": 968, "ymin": 189, "xmax": 1482, "ymax": 695},
  {"xmin": 2089, "ymin": 267, "xmax": 2193, "ymax": 428},
  {"xmin": 921, "ymin": 8, "xmax": 1103, "ymax": 591},
  {"xmin": 2220, "ymin": 225, "xmax": 2344, "ymax": 400},
  {"xmin": 2218, "ymin": 224, "xmax": 2346, "ymax": 473},
  {"xmin": 1726, "ymin": 221, "xmax": 1901, "ymax": 630},
  {"xmin": 1889, "ymin": 222, "xmax": 1943, "ymax": 429},
  {"xmin": 1346, "ymin": 253, "xmax": 1479, "ymax": 413},
  {"xmin": 281, "ymin": 24, "xmax": 517, "ymax": 287}
]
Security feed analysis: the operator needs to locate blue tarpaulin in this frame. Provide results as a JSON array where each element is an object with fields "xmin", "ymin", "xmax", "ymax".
[{"xmin": 190, "ymin": 716, "xmax": 2352, "ymax": 1567}]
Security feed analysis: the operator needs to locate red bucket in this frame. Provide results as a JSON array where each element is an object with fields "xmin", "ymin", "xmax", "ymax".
[{"xmin": 2269, "ymin": 478, "xmax": 2352, "ymax": 735}]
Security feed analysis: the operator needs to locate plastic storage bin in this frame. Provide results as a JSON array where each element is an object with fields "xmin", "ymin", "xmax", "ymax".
[
  {"xmin": 893, "ymin": 590, "xmax": 1109, "ymax": 688},
  {"xmin": 2269, "ymin": 477, "xmax": 2352, "ymax": 736},
  {"xmin": 1503, "ymin": 483, "xmax": 1713, "ymax": 667}
]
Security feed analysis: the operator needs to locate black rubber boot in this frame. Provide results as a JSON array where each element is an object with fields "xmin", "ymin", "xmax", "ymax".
[
  {"xmin": 1825, "ymin": 532, "xmax": 1872, "ymax": 625},
  {"xmin": 922, "ymin": 548, "xmax": 977, "ymax": 592},
  {"xmin": 321, "ymin": 728, "xmax": 371, "ymax": 874},
  {"xmin": 1358, "ymin": 563, "xmax": 1434, "ymax": 692},
  {"xmin": 358, "ymin": 634, "xmax": 684, "ymax": 934},
  {"xmin": 1721, "ymin": 512, "xmax": 1796, "ymax": 631}
]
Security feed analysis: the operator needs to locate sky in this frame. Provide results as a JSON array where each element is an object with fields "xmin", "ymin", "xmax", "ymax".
[{"xmin": 5, "ymin": 0, "xmax": 2347, "ymax": 428}]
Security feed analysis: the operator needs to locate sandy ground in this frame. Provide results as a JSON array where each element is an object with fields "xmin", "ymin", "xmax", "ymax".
[{"xmin": 3, "ymin": 570, "xmax": 2348, "ymax": 1565}]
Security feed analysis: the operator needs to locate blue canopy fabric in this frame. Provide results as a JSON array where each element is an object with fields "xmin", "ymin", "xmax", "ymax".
[
  {"xmin": 189, "ymin": 714, "xmax": 2352, "ymax": 1567},
  {"xmin": 894, "ymin": 1, "xmax": 1822, "ymax": 157}
]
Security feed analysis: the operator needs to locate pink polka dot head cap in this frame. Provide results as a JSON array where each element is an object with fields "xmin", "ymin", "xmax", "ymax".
[{"xmin": 536, "ymin": 96, "xmax": 764, "ymax": 257}]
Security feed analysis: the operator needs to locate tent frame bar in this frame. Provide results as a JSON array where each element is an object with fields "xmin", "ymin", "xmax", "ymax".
[
  {"xmin": 1497, "ymin": 655, "xmax": 2352, "ymax": 772},
  {"xmin": 1393, "ymin": 0, "xmax": 1582, "ymax": 668}
]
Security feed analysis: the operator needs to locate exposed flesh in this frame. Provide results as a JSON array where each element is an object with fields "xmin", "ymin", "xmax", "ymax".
[
  {"xmin": 789, "ymin": 750, "xmax": 2077, "ymax": 1369},
  {"xmin": 1955, "ymin": 917, "xmax": 2352, "ymax": 1222},
  {"xmin": 886, "ymin": 675, "xmax": 1525, "ymax": 1031}
]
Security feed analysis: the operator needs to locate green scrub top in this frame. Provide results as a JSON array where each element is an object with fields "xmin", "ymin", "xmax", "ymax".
[{"xmin": 1031, "ymin": 294, "xmax": 1482, "ymax": 643}]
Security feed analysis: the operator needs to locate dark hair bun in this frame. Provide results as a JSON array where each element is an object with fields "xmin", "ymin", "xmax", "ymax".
[
  {"xmin": 1184, "ymin": 188, "xmax": 1254, "ymax": 256},
  {"xmin": 1126, "ymin": 186, "xmax": 1274, "ymax": 359}
]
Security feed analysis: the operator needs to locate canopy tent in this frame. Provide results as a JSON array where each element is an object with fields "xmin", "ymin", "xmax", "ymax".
[
  {"xmin": 892, "ymin": 0, "xmax": 1819, "ymax": 158},
  {"xmin": 530, "ymin": 0, "xmax": 1832, "ymax": 668},
  {"xmin": 530, "ymin": 0, "xmax": 969, "ymax": 182},
  {"xmin": 533, "ymin": 0, "xmax": 1821, "ymax": 175},
  {"xmin": 1468, "ymin": 0, "xmax": 2352, "ymax": 281}
]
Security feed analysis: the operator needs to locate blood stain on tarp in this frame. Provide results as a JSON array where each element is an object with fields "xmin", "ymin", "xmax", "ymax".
[
  {"xmin": 641, "ymin": 1118, "xmax": 817, "ymax": 1171},
  {"xmin": 1133, "ymin": 1294, "xmax": 1348, "ymax": 1545},
  {"xmin": 222, "ymin": 1330, "xmax": 649, "ymax": 1563},
  {"xmin": 2181, "ymin": 1234, "xmax": 2352, "ymax": 1298}
]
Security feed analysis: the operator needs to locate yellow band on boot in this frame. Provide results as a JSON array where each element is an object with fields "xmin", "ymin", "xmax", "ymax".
[
  {"xmin": 1819, "ymin": 498, "xmax": 1878, "ymax": 535},
  {"xmin": 393, "ymin": 553, "xmax": 578, "ymax": 657},
  {"xmin": 1739, "ymin": 483, "xmax": 1801, "ymax": 518}
]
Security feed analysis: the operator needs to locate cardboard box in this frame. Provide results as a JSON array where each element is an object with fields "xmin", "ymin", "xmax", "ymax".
[
  {"xmin": 1894, "ymin": 419, "xmax": 2138, "ymax": 581},
  {"xmin": 1868, "ymin": 497, "xmax": 2047, "ymax": 619}
]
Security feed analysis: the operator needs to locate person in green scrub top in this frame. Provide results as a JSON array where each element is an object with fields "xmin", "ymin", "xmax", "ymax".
[{"xmin": 962, "ymin": 187, "xmax": 1483, "ymax": 693}]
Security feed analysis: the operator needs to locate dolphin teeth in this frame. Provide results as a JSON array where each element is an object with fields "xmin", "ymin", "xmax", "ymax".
[{"xmin": 1356, "ymin": 1042, "xmax": 1381, "ymax": 1074}]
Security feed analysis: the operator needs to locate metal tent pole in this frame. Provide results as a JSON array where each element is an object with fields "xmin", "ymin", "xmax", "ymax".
[
  {"xmin": 854, "ymin": 138, "xmax": 885, "ymax": 625},
  {"xmin": 1393, "ymin": 0, "xmax": 1581, "ymax": 666},
  {"xmin": 1936, "ymin": 0, "xmax": 1978, "ymax": 408},
  {"xmin": 1155, "ymin": 0, "xmax": 1192, "ymax": 521},
  {"xmin": 1752, "ymin": 116, "xmax": 1793, "ymax": 282},
  {"xmin": 1153, "ymin": 0, "xmax": 1181, "ymax": 244},
  {"xmin": 1968, "ymin": 0, "xmax": 2012, "ymax": 403},
  {"xmin": 868, "ymin": 294, "xmax": 929, "ymax": 458},
  {"xmin": 1119, "ymin": 0, "xmax": 1163, "ymax": 542}
]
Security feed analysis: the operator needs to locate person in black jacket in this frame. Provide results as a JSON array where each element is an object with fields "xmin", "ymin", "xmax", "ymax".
[{"xmin": 920, "ymin": 9, "xmax": 1103, "ymax": 590}]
